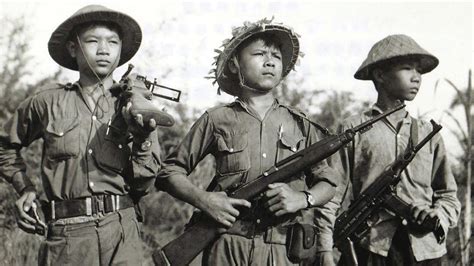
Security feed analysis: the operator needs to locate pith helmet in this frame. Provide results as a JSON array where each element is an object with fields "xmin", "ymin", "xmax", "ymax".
[
  {"xmin": 48, "ymin": 5, "xmax": 142, "ymax": 71},
  {"xmin": 354, "ymin": 34, "xmax": 439, "ymax": 80},
  {"xmin": 208, "ymin": 18, "xmax": 301, "ymax": 96}
]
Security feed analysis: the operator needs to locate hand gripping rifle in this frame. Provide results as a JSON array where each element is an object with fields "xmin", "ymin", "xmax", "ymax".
[
  {"xmin": 333, "ymin": 120, "xmax": 443, "ymax": 266},
  {"xmin": 152, "ymin": 104, "xmax": 405, "ymax": 266}
]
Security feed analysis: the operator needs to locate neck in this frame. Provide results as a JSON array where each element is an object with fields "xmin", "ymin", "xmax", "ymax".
[
  {"xmin": 239, "ymin": 91, "xmax": 275, "ymax": 119},
  {"xmin": 79, "ymin": 74, "xmax": 114, "ymax": 94},
  {"xmin": 376, "ymin": 91, "xmax": 405, "ymax": 110},
  {"xmin": 376, "ymin": 94, "xmax": 407, "ymax": 123}
]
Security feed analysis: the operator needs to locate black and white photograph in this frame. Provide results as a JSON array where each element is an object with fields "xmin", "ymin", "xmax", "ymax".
[{"xmin": 0, "ymin": 0, "xmax": 472, "ymax": 265}]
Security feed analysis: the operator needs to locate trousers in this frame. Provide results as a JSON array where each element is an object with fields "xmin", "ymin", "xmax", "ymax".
[
  {"xmin": 203, "ymin": 233, "xmax": 299, "ymax": 266},
  {"xmin": 38, "ymin": 207, "xmax": 142, "ymax": 266}
]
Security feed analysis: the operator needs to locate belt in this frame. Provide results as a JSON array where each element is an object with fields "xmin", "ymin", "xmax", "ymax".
[{"xmin": 42, "ymin": 194, "xmax": 135, "ymax": 222}]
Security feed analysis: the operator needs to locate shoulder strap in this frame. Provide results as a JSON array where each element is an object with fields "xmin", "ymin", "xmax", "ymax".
[
  {"xmin": 409, "ymin": 117, "xmax": 419, "ymax": 149},
  {"xmin": 283, "ymin": 105, "xmax": 332, "ymax": 137}
]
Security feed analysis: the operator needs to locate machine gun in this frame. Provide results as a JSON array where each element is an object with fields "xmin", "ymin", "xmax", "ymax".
[
  {"xmin": 152, "ymin": 104, "xmax": 406, "ymax": 266},
  {"xmin": 334, "ymin": 120, "xmax": 443, "ymax": 266},
  {"xmin": 109, "ymin": 64, "xmax": 181, "ymax": 129}
]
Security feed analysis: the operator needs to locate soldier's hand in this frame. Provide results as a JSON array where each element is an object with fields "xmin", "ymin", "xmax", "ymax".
[
  {"xmin": 264, "ymin": 183, "xmax": 307, "ymax": 216},
  {"xmin": 201, "ymin": 191, "xmax": 251, "ymax": 228},
  {"xmin": 15, "ymin": 191, "xmax": 37, "ymax": 233},
  {"xmin": 122, "ymin": 101, "xmax": 157, "ymax": 139},
  {"xmin": 410, "ymin": 205, "xmax": 439, "ymax": 229}
]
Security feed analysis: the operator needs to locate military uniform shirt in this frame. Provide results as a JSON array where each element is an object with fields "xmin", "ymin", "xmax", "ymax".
[
  {"xmin": 0, "ymin": 82, "xmax": 161, "ymax": 200},
  {"xmin": 327, "ymin": 105, "xmax": 460, "ymax": 261},
  {"xmin": 158, "ymin": 98, "xmax": 338, "ymax": 243}
]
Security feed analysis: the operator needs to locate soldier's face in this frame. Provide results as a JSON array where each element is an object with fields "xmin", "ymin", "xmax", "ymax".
[
  {"xmin": 377, "ymin": 61, "xmax": 422, "ymax": 102},
  {"xmin": 236, "ymin": 39, "xmax": 283, "ymax": 93},
  {"xmin": 68, "ymin": 25, "xmax": 122, "ymax": 77}
]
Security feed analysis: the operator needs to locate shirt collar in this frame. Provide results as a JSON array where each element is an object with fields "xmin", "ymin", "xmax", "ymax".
[
  {"xmin": 370, "ymin": 104, "xmax": 412, "ymax": 133},
  {"xmin": 234, "ymin": 97, "xmax": 280, "ymax": 112}
]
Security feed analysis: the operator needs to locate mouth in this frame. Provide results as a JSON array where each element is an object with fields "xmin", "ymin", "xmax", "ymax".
[
  {"xmin": 262, "ymin": 72, "xmax": 275, "ymax": 77},
  {"xmin": 96, "ymin": 59, "xmax": 111, "ymax": 66}
]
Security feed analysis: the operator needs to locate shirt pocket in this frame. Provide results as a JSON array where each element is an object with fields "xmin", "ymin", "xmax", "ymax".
[
  {"xmin": 44, "ymin": 118, "xmax": 80, "ymax": 160},
  {"xmin": 215, "ymin": 130, "xmax": 250, "ymax": 175},
  {"xmin": 277, "ymin": 132, "xmax": 305, "ymax": 162},
  {"xmin": 277, "ymin": 133, "xmax": 307, "ymax": 188},
  {"xmin": 92, "ymin": 134, "xmax": 131, "ymax": 174}
]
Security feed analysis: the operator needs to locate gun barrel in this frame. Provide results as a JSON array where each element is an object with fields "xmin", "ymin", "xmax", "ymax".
[
  {"xmin": 352, "ymin": 104, "xmax": 405, "ymax": 133},
  {"xmin": 334, "ymin": 120, "xmax": 443, "ymax": 250}
]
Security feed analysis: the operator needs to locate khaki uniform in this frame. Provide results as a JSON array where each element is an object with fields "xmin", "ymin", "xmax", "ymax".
[
  {"xmin": 158, "ymin": 98, "xmax": 338, "ymax": 265},
  {"xmin": 0, "ymin": 82, "xmax": 161, "ymax": 265}
]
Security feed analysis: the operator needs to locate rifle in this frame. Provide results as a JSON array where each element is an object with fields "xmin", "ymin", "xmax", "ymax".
[
  {"xmin": 333, "ymin": 120, "xmax": 443, "ymax": 266},
  {"xmin": 152, "ymin": 104, "xmax": 405, "ymax": 266}
]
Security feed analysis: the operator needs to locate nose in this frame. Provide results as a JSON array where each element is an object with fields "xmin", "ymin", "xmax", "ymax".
[
  {"xmin": 97, "ymin": 40, "xmax": 110, "ymax": 55},
  {"xmin": 264, "ymin": 56, "xmax": 275, "ymax": 67},
  {"xmin": 411, "ymin": 69, "xmax": 421, "ymax": 83}
]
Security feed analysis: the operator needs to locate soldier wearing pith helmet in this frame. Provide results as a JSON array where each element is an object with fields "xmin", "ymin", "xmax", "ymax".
[
  {"xmin": 0, "ymin": 5, "xmax": 162, "ymax": 265},
  {"xmin": 329, "ymin": 34, "xmax": 460, "ymax": 265},
  {"xmin": 156, "ymin": 18, "xmax": 339, "ymax": 265}
]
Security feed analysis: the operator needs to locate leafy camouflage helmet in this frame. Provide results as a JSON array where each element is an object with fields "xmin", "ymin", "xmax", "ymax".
[
  {"xmin": 207, "ymin": 18, "xmax": 301, "ymax": 96},
  {"xmin": 354, "ymin": 34, "xmax": 439, "ymax": 80},
  {"xmin": 48, "ymin": 5, "xmax": 142, "ymax": 71}
]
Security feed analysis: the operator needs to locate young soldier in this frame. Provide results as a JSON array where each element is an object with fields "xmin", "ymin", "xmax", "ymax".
[
  {"xmin": 155, "ymin": 18, "xmax": 339, "ymax": 265},
  {"xmin": 331, "ymin": 34, "xmax": 460, "ymax": 265},
  {"xmin": 0, "ymin": 5, "xmax": 161, "ymax": 265}
]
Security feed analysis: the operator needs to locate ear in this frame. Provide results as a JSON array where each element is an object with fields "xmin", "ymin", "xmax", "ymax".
[
  {"xmin": 372, "ymin": 68, "xmax": 385, "ymax": 84},
  {"xmin": 66, "ymin": 41, "xmax": 77, "ymax": 58},
  {"xmin": 228, "ymin": 56, "xmax": 238, "ymax": 74}
]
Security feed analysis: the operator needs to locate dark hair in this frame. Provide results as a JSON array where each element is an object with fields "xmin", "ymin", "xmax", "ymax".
[
  {"xmin": 67, "ymin": 21, "xmax": 123, "ymax": 42},
  {"xmin": 235, "ymin": 32, "xmax": 283, "ymax": 58}
]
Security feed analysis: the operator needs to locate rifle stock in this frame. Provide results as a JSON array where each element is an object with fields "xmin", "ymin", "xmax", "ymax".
[
  {"xmin": 153, "ymin": 104, "xmax": 405, "ymax": 266},
  {"xmin": 334, "ymin": 120, "xmax": 443, "ymax": 265}
]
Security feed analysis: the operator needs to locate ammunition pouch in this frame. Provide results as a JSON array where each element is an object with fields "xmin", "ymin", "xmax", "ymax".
[{"xmin": 285, "ymin": 223, "xmax": 318, "ymax": 263}]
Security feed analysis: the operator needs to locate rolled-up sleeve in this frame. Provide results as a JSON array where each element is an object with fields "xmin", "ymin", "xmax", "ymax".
[
  {"xmin": 126, "ymin": 129, "xmax": 163, "ymax": 195},
  {"xmin": 0, "ymin": 96, "xmax": 43, "ymax": 194},
  {"xmin": 305, "ymin": 123, "xmax": 340, "ymax": 188},
  {"xmin": 157, "ymin": 113, "xmax": 215, "ymax": 182}
]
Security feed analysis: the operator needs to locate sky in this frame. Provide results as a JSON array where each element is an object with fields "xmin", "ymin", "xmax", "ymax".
[{"xmin": 0, "ymin": 0, "xmax": 472, "ymax": 155}]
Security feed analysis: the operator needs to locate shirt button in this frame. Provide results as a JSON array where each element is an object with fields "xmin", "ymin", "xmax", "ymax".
[
  {"xmin": 118, "ymin": 144, "xmax": 122, "ymax": 149},
  {"xmin": 396, "ymin": 134, "xmax": 401, "ymax": 138},
  {"xmin": 229, "ymin": 148, "xmax": 234, "ymax": 152},
  {"xmin": 262, "ymin": 153, "xmax": 267, "ymax": 158},
  {"xmin": 89, "ymin": 182, "xmax": 94, "ymax": 187},
  {"xmin": 88, "ymin": 149, "xmax": 93, "ymax": 154},
  {"xmin": 291, "ymin": 147, "xmax": 297, "ymax": 152},
  {"xmin": 256, "ymin": 219, "xmax": 261, "ymax": 224},
  {"xmin": 92, "ymin": 115, "xmax": 97, "ymax": 121},
  {"xmin": 58, "ymin": 132, "xmax": 64, "ymax": 136},
  {"xmin": 263, "ymin": 172, "xmax": 269, "ymax": 176}
]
